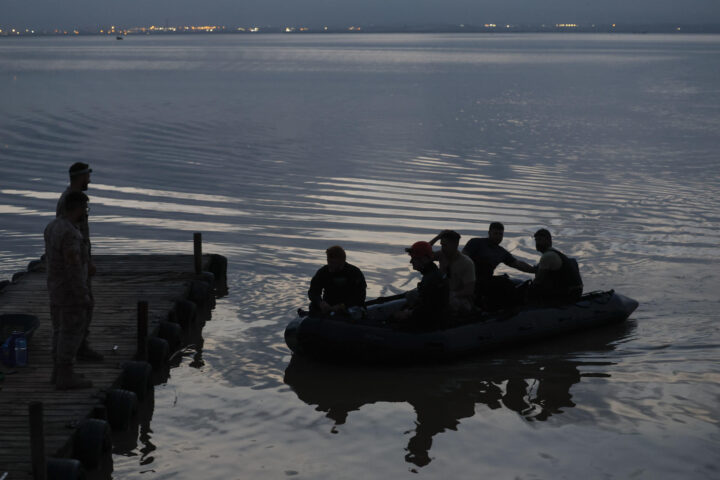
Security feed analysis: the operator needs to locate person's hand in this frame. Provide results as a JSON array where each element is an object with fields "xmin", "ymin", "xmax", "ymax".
[
  {"xmin": 331, "ymin": 303, "xmax": 347, "ymax": 314},
  {"xmin": 319, "ymin": 301, "xmax": 332, "ymax": 314}
]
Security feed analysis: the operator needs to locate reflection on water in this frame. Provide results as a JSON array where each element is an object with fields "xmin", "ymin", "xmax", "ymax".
[{"xmin": 284, "ymin": 321, "xmax": 633, "ymax": 467}]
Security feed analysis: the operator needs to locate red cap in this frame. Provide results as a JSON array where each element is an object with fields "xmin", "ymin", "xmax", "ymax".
[{"xmin": 405, "ymin": 241, "xmax": 433, "ymax": 259}]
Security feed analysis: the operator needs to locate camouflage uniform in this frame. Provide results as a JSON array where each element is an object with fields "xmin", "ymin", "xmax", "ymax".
[
  {"xmin": 44, "ymin": 217, "xmax": 91, "ymax": 366},
  {"xmin": 56, "ymin": 187, "xmax": 94, "ymax": 346}
]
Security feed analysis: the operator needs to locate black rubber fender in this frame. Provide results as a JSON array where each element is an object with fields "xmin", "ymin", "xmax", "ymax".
[
  {"xmin": 170, "ymin": 298, "xmax": 197, "ymax": 329},
  {"xmin": 199, "ymin": 271, "xmax": 215, "ymax": 286},
  {"xmin": 188, "ymin": 280, "xmax": 212, "ymax": 307},
  {"xmin": 73, "ymin": 418, "xmax": 111, "ymax": 469},
  {"xmin": 121, "ymin": 361, "xmax": 153, "ymax": 400},
  {"xmin": 105, "ymin": 388, "xmax": 138, "ymax": 431},
  {"xmin": 207, "ymin": 254, "xmax": 228, "ymax": 282},
  {"xmin": 158, "ymin": 320, "xmax": 183, "ymax": 352},
  {"xmin": 147, "ymin": 336, "xmax": 170, "ymax": 368},
  {"xmin": 46, "ymin": 457, "xmax": 86, "ymax": 480}
]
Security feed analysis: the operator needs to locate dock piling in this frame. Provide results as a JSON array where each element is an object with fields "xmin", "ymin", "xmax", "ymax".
[
  {"xmin": 137, "ymin": 301, "xmax": 148, "ymax": 360},
  {"xmin": 29, "ymin": 401, "xmax": 47, "ymax": 480},
  {"xmin": 193, "ymin": 232, "xmax": 202, "ymax": 275}
]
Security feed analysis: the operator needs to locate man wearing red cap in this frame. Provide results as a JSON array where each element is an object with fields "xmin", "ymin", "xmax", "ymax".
[{"xmin": 393, "ymin": 241, "xmax": 449, "ymax": 329}]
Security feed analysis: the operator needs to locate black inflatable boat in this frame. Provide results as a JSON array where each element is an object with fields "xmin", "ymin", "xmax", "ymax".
[{"xmin": 284, "ymin": 290, "xmax": 639, "ymax": 363}]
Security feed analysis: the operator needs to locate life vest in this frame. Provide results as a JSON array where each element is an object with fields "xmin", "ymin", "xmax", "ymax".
[{"xmin": 547, "ymin": 248, "xmax": 583, "ymax": 299}]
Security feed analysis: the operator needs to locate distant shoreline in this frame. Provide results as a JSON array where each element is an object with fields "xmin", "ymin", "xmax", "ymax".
[{"xmin": 2, "ymin": 23, "xmax": 720, "ymax": 37}]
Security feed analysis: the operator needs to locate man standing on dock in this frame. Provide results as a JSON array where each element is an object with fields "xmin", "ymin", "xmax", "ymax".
[
  {"xmin": 45, "ymin": 191, "xmax": 94, "ymax": 390},
  {"xmin": 56, "ymin": 162, "xmax": 103, "ymax": 361}
]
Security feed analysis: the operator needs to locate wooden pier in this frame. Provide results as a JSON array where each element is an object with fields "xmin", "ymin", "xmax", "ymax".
[{"xmin": 0, "ymin": 244, "xmax": 226, "ymax": 479}]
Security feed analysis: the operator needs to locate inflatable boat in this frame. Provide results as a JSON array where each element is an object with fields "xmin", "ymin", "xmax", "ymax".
[{"xmin": 284, "ymin": 290, "xmax": 639, "ymax": 363}]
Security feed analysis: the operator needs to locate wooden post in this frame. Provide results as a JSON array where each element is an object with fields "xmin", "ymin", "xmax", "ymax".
[
  {"xmin": 29, "ymin": 401, "xmax": 46, "ymax": 480},
  {"xmin": 193, "ymin": 232, "xmax": 202, "ymax": 275},
  {"xmin": 137, "ymin": 301, "xmax": 148, "ymax": 360}
]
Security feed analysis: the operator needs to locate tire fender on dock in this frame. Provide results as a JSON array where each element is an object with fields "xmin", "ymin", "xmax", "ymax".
[
  {"xmin": 158, "ymin": 320, "xmax": 183, "ymax": 352},
  {"xmin": 105, "ymin": 388, "xmax": 138, "ymax": 431},
  {"xmin": 73, "ymin": 418, "xmax": 111, "ymax": 469},
  {"xmin": 147, "ymin": 336, "xmax": 170, "ymax": 368},
  {"xmin": 169, "ymin": 298, "xmax": 197, "ymax": 330},
  {"xmin": 46, "ymin": 458, "xmax": 85, "ymax": 480},
  {"xmin": 121, "ymin": 361, "xmax": 153, "ymax": 400}
]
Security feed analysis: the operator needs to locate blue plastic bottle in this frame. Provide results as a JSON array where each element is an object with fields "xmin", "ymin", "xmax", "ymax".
[{"xmin": 13, "ymin": 333, "xmax": 27, "ymax": 367}]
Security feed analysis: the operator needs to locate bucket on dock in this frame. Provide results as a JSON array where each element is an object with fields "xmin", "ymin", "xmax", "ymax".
[
  {"xmin": 1, "ymin": 331, "xmax": 27, "ymax": 367},
  {"xmin": 0, "ymin": 314, "xmax": 40, "ymax": 366}
]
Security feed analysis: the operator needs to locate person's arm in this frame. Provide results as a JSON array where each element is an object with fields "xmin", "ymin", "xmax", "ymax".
[
  {"xmin": 507, "ymin": 258, "xmax": 537, "ymax": 274},
  {"xmin": 308, "ymin": 268, "xmax": 329, "ymax": 311},
  {"xmin": 356, "ymin": 270, "xmax": 367, "ymax": 306},
  {"xmin": 428, "ymin": 230, "xmax": 446, "ymax": 246}
]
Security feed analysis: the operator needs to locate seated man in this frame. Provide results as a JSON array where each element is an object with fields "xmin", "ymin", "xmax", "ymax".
[
  {"xmin": 530, "ymin": 228, "xmax": 583, "ymax": 303},
  {"xmin": 393, "ymin": 241, "xmax": 449, "ymax": 330},
  {"xmin": 428, "ymin": 230, "xmax": 475, "ymax": 313},
  {"xmin": 308, "ymin": 245, "xmax": 367, "ymax": 315},
  {"xmin": 462, "ymin": 222, "xmax": 535, "ymax": 308}
]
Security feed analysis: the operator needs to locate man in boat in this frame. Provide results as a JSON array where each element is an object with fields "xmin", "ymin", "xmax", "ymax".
[
  {"xmin": 308, "ymin": 245, "xmax": 367, "ymax": 315},
  {"xmin": 56, "ymin": 162, "xmax": 103, "ymax": 361},
  {"xmin": 529, "ymin": 228, "xmax": 583, "ymax": 303},
  {"xmin": 428, "ymin": 230, "xmax": 475, "ymax": 313},
  {"xmin": 462, "ymin": 222, "xmax": 536, "ymax": 309},
  {"xmin": 45, "ymin": 191, "xmax": 94, "ymax": 390},
  {"xmin": 393, "ymin": 241, "xmax": 449, "ymax": 329}
]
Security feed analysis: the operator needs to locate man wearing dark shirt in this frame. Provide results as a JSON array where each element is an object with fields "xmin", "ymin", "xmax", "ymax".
[
  {"xmin": 394, "ymin": 241, "xmax": 449, "ymax": 330},
  {"xmin": 462, "ymin": 222, "xmax": 535, "ymax": 307},
  {"xmin": 308, "ymin": 245, "xmax": 367, "ymax": 315}
]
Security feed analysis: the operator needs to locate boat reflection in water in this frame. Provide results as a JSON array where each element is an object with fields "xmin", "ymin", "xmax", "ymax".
[{"xmin": 284, "ymin": 321, "xmax": 634, "ymax": 467}]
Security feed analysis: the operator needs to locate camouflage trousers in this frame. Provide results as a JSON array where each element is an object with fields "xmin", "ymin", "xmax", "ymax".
[
  {"xmin": 81, "ymin": 281, "xmax": 95, "ymax": 349},
  {"xmin": 50, "ymin": 304, "xmax": 90, "ymax": 366}
]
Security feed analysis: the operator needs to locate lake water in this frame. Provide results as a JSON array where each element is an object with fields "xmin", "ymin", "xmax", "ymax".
[{"xmin": 1, "ymin": 33, "xmax": 719, "ymax": 479}]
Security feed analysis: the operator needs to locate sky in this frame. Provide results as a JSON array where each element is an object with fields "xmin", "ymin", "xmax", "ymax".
[{"xmin": 1, "ymin": 0, "xmax": 720, "ymax": 29}]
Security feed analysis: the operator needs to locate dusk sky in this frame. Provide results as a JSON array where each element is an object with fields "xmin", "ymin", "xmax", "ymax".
[{"xmin": 2, "ymin": 0, "xmax": 720, "ymax": 29}]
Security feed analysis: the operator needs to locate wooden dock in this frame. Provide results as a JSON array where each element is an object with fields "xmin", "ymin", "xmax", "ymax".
[{"xmin": 0, "ymin": 250, "xmax": 225, "ymax": 479}]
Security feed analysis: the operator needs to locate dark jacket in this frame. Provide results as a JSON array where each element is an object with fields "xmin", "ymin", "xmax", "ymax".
[
  {"xmin": 308, "ymin": 263, "xmax": 367, "ymax": 310},
  {"xmin": 411, "ymin": 263, "xmax": 449, "ymax": 328}
]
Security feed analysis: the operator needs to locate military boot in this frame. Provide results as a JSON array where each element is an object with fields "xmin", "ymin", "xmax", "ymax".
[
  {"xmin": 55, "ymin": 365, "xmax": 93, "ymax": 390},
  {"xmin": 50, "ymin": 367, "xmax": 85, "ymax": 384},
  {"xmin": 77, "ymin": 343, "xmax": 104, "ymax": 362}
]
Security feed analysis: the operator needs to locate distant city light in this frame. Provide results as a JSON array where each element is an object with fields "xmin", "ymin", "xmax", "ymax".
[{"xmin": 0, "ymin": 22, "xmax": 709, "ymax": 37}]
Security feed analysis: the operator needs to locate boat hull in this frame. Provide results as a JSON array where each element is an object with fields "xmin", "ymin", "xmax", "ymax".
[{"xmin": 285, "ymin": 291, "xmax": 638, "ymax": 363}]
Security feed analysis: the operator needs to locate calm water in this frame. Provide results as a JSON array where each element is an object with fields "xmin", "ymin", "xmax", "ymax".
[{"xmin": 1, "ymin": 33, "xmax": 719, "ymax": 479}]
